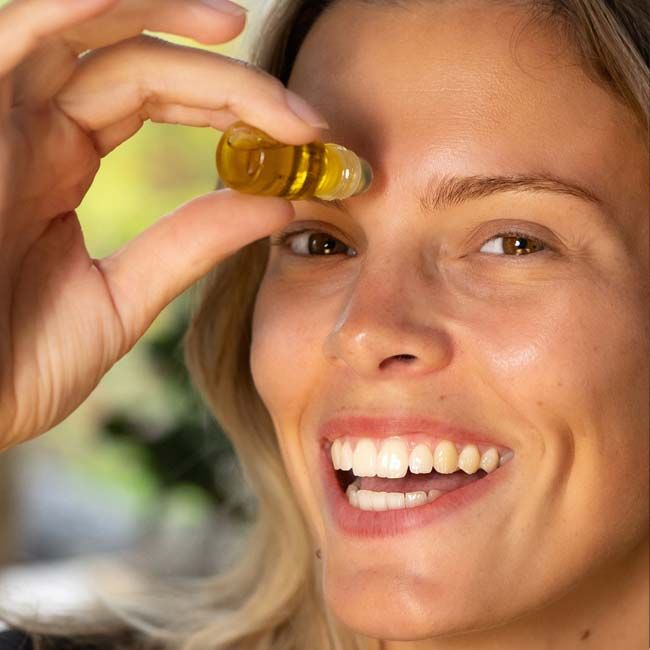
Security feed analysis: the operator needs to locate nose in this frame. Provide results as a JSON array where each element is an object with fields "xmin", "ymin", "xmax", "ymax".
[{"xmin": 322, "ymin": 264, "xmax": 453, "ymax": 379}]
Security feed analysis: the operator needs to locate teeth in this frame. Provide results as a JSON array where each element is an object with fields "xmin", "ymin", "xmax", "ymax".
[
  {"xmin": 457, "ymin": 444, "xmax": 481, "ymax": 474},
  {"xmin": 408, "ymin": 443, "xmax": 434, "ymax": 474},
  {"xmin": 499, "ymin": 450, "xmax": 514, "ymax": 465},
  {"xmin": 339, "ymin": 439, "xmax": 353, "ymax": 471},
  {"xmin": 480, "ymin": 447, "xmax": 500, "ymax": 473},
  {"xmin": 348, "ymin": 485, "xmax": 360, "ymax": 508},
  {"xmin": 404, "ymin": 491, "xmax": 428, "ymax": 508},
  {"xmin": 347, "ymin": 484, "xmax": 444, "ymax": 511},
  {"xmin": 331, "ymin": 436, "xmax": 514, "ymax": 477},
  {"xmin": 352, "ymin": 438, "xmax": 377, "ymax": 476},
  {"xmin": 356, "ymin": 488, "xmax": 373, "ymax": 510},
  {"xmin": 330, "ymin": 438, "xmax": 342, "ymax": 469},
  {"xmin": 370, "ymin": 491, "xmax": 389, "ymax": 511},
  {"xmin": 377, "ymin": 437, "xmax": 409, "ymax": 478},
  {"xmin": 433, "ymin": 440, "xmax": 458, "ymax": 474},
  {"xmin": 386, "ymin": 492, "xmax": 405, "ymax": 509}
]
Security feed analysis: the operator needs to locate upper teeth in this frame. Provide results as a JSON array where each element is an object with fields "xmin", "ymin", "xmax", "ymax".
[{"xmin": 330, "ymin": 436, "xmax": 512, "ymax": 477}]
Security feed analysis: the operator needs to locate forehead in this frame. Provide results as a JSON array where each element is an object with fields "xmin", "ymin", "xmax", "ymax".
[{"xmin": 287, "ymin": 0, "xmax": 647, "ymax": 231}]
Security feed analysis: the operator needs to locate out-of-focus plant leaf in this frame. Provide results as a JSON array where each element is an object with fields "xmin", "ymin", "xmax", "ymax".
[{"xmin": 98, "ymin": 306, "xmax": 250, "ymax": 522}]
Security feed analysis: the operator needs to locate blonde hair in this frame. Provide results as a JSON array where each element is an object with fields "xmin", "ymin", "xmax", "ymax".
[{"xmin": 2, "ymin": 1, "xmax": 648, "ymax": 648}]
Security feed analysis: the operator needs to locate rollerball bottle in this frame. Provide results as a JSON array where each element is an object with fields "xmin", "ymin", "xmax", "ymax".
[{"xmin": 216, "ymin": 121, "xmax": 373, "ymax": 200}]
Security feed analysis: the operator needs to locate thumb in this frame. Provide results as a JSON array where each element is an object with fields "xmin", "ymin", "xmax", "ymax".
[{"xmin": 95, "ymin": 188, "xmax": 293, "ymax": 346}]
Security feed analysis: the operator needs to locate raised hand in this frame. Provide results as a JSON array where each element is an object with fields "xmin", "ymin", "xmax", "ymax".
[{"xmin": 0, "ymin": 0, "xmax": 328, "ymax": 450}]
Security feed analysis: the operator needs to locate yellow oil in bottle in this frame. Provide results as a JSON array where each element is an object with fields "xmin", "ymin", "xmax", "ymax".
[{"xmin": 216, "ymin": 121, "xmax": 373, "ymax": 200}]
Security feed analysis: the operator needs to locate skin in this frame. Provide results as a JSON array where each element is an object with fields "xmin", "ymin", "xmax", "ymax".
[{"xmin": 249, "ymin": 1, "xmax": 649, "ymax": 648}]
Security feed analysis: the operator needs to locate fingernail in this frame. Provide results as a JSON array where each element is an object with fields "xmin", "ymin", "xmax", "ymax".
[
  {"xmin": 200, "ymin": 0, "xmax": 248, "ymax": 16},
  {"xmin": 285, "ymin": 90, "xmax": 330, "ymax": 129}
]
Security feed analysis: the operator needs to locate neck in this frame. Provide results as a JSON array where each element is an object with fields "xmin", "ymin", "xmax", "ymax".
[{"xmin": 381, "ymin": 535, "xmax": 649, "ymax": 650}]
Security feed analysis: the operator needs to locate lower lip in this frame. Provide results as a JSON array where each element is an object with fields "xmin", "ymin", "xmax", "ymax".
[{"xmin": 319, "ymin": 443, "xmax": 513, "ymax": 538}]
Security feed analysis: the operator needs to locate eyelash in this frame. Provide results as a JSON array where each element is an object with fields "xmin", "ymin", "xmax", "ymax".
[{"xmin": 269, "ymin": 228, "xmax": 550, "ymax": 258}]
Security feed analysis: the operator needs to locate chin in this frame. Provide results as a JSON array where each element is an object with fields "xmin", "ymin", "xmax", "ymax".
[{"xmin": 322, "ymin": 566, "xmax": 504, "ymax": 642}]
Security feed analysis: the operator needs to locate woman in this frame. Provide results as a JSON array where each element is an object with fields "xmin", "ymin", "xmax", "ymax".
[{"xmin": 0, "ymin": 0, "xmax": 647, "ymax": 648}]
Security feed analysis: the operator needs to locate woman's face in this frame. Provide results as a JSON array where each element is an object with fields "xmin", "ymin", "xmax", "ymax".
[{"xmin": 250, "ymin": 0, "xmax": 649, "ymax": 643}]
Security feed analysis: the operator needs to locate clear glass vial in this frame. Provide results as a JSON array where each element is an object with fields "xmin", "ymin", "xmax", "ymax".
[{"xmin": 216, "ymin": 121, "xmax": 373, "ymax": 201}]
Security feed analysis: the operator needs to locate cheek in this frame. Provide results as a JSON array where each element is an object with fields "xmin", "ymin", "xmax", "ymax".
[
  {"xmin": 250, "ymin": 274, "xmax": 338, "ymax": 543},
  {"xmin": 468, "ymin": 271, "xmax": 647, "ymax": 435},
  {"xmin": 464, "ymin": 269, "xmax": 649, "ymax": 532},
  {"xmin": 250, "ymin": 275, "xmax": 331, "ymax": 422}
]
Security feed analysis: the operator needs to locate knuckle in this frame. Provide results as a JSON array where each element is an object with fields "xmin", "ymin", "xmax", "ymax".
[{"xmin": 223, "ymin": 55, "xmax": 287, "ymax": 97}]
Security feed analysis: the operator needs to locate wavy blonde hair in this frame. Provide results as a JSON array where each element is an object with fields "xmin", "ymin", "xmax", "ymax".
[{"xmin": 1, "ymin": 0, "xmax": 648, "ymax": 648}]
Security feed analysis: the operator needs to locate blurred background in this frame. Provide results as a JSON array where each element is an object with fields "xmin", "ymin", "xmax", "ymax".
[{"xmin": 0, "ymin": 0, "xmax": 258, "ymax": 621}]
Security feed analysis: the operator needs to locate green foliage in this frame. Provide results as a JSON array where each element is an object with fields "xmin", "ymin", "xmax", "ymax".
[{"xmin": 98, "ymin": 306, "xmax": 250, "ymax": 522}]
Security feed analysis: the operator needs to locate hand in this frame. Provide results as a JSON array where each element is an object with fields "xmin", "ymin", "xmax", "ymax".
[{"xmin": 0, "ymin": 0, "xmax": 327, "ymax": 451}]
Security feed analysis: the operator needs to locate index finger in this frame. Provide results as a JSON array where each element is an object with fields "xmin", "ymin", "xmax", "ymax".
[{"xmin": 55, "ymin": 38, "xmax": 330, "ymax": 148}]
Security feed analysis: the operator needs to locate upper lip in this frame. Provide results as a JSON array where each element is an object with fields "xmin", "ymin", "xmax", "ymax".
[{"xmin": 318, "ymin": 414, "xmax": 513, "ymax": 453}]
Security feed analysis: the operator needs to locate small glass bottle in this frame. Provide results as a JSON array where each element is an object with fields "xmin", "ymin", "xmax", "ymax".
[{"xmin": 216, "ymin": 121, "xmax": 373, "ymax": 201}]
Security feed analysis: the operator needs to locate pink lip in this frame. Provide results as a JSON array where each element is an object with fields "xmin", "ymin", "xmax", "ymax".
[{"xmin": 318, "ymin": 414, "xmax": 513, "ymax": 454}]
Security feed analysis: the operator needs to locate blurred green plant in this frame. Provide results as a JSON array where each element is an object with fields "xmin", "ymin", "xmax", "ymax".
[{"xmin": 97, "ymin": 301, "xmax": 251, "ymax": 523}]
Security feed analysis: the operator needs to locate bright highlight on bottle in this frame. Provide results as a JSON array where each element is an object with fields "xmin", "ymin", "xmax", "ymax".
[{"xmin": 216, "ymin": 121, "xmax": 373, "ymax": 200}]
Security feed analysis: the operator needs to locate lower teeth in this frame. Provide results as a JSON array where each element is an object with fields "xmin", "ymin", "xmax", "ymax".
[{"xmin": 346, "ymin": 484, "xmax": 443, "ymax": 511}]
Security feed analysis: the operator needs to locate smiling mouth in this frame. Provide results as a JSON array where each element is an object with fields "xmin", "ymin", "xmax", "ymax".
[{"xmin": 328, "ymin": 435, "xmax": 513, "ymax": 512}]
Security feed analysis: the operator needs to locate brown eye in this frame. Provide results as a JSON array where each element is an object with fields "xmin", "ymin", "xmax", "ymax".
[
  {"xmin": 307, "ymin": 232, "xmax": 348, "ymax": 255},
  {"xmin": 480, "ymin": 232, "xmax": 546, "ymax": 256},
  {"xmin": 280, "ymin": 231, "xmax": 355, "ymax": 257}
]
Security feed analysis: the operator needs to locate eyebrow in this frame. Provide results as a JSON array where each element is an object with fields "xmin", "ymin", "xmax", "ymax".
[{"xmin": 309, "ymin": 173, "xmax": 604, "ymax": 213}]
